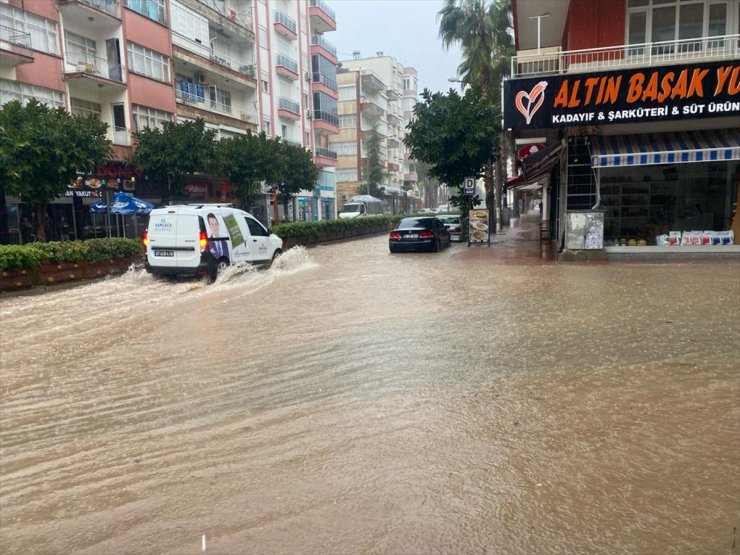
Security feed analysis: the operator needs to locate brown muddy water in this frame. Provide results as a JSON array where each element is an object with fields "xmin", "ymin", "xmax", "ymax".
[{"xmin": 1, "ymin": 236, "xmax": 738, "ymax": 555}]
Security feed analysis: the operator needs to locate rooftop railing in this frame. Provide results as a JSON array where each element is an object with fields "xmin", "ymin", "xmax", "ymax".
[{"xmin": 512, "ymin": 34, "xmax": 740, "ymax": 77}]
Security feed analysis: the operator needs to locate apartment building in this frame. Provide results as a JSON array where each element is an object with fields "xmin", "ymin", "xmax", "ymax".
[
  {"xmin": 330, "ymin": 52, "xmax": 418, "ymax": 212},
  {"xmin": 0, "ymin": 0, "xmax": 338, "ymax": 241},
  {"xmin": 504, "ymin": 0, "xmax": 739, "ymax": 255}
]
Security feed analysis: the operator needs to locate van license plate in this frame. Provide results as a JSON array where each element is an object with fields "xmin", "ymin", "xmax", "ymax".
[{"xmin": 154, "ymin": 250, "xmax": 174, "ymax": 257}]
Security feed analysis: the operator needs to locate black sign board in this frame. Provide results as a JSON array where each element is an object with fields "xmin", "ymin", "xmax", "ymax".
[{"xmin": 503, "ymin": 60, "xmax": 739, "ymax": 130}]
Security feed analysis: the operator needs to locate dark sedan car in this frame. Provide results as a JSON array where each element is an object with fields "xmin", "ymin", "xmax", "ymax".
[{"xmin": 389, "ymin": 217, "xmax": 451, "ymax": 253}]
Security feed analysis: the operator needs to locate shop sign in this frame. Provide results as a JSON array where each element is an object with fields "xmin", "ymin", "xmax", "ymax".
[
  {"xmin": 504, "ymin": 60, "xmax": 739, "ymax": 130},
  {"xmin": 517, "ymin": 143, "xmax": 546, "ymax": 160},
  {"xmin": 66, "ymin": 175, "xmax": 103, "ymax": 198},
  {"xmin": 468, "ymin": 208, "xmax": 490, "ymax": 245},
  {"xmin": 186, "ymin": 184, "xmax": 208, "ymax": 197}
]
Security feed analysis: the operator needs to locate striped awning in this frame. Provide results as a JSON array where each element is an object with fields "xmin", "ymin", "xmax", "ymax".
[{"xmin": 591, "ymin": 129, "xmax": 740, "ymax": 168}]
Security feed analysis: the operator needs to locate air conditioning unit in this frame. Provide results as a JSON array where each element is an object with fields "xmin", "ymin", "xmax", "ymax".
[{"xmin": 194, "ymin": 72, "xmax": 206, "ymax": 83}]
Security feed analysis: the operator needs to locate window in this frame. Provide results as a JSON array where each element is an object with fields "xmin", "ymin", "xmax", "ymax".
[
  {"xmin": 127, "ymin": 42, "xmax": 170, "ymax": 82},
  {"xmin": 209, "ymin": 87, "xmax": 231, "ymax": 113},
  {"xmin": 338, "ymin": 85, "xmax": 356, "ymax": 101},
  {"xmin": 245, "ymin": 217, "xmax": 269, "ymax": 237},
  {"xmin": 626, "ymin": 0, "xmax": 735, "ymax": 49},
  {"xmin": 132, "ymin": 104, "xmax": 172, "ymax": 131},
  {"xmin": 336, "ymin": 169, "xmax": 358, "ymax": 182},
  {"xmin": 262, "ymin": 79, "xmax": 270, "ymax": 93},
  {"xmin": 332, "ymin": 141, "xmax": 357, "ymax": 156},
  {"xmin": 123, "ymin": 0, "xmax": 167, "ymax": 25},
  {"xmin": 340, "ymin": 115, "xmax": 356, "ymax": 128},
  {"xmin": 0, "ymin": 4, "xmax": 58, "ymax": 55},
  {"xmin": 264, "ymin": 118, "xmax": 271, "ymax": 135},
  {"xmin": 65, "ymin": 31, "xmax": 97, "ymax": 66},
  {"xmin": 71, "ymin": 98, "xmax": 102, "ymax": 118},
  {"xmin": 0, "ymin": 78, "xmax": 63, "ymax": 107}
]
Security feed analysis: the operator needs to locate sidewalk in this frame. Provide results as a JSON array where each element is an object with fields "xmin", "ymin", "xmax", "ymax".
[{"xmin": 452, "ymin": 211, "xmax": 557, "ymax": 265}]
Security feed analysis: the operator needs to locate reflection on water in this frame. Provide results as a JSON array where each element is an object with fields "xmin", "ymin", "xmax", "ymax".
[{"xmin": 1, "ymin": 237, "xmax": 738, "ymax": 555}]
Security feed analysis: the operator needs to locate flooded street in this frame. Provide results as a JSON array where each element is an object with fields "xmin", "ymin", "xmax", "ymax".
[{"xmin": 1, "ymin": 235, "xmax": 739, "ymax": 554}]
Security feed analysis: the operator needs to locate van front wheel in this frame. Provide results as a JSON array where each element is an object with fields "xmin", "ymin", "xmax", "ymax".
[{"xmin": 267, "ymin": 249, "xmax": 282, "ymax": 269}]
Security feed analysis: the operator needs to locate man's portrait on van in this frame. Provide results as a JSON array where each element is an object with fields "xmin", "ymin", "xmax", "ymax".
[{"xmin": 207, "ymin": 212, "xmax": 230, "ymax": 262}]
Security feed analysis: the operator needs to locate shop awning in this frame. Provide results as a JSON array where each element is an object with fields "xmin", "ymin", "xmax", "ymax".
[
  {"xmin": 591, "ymin": 129, "xmax": 740, "ymax": 168},
  {"xmin": 506, "ymin": 143, "xmax": 564, "ymax": 189}
]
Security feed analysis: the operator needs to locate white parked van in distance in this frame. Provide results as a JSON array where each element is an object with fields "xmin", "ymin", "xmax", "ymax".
[
  {"xmin": 144, "ymin": 204, "xmax": 282, "ymax": 280},
  {"xmin": 338, "ymin": 195, "xmax": 384, "ymax": 219}
]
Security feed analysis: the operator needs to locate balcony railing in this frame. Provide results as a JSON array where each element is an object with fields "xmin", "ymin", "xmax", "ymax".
[
  {"xmin": 313, "ymin": 110, "xmax": 338, "ymax": 126},
  {"xmin": 276, "ymin": 53, "xmax": 298, "ymax": 74},
  {"xmin": 309, "ymin": 0, "xmax": 335, "ymax": 22},
  {"xmin": 512, "ymin": 34, "xmax": 740, "ymax": 77},
  {"xmin": 197, "ymin": 0, "xmax": 253, "ymax": 30},
  {"xmin": 58, "ymin": 0, "xmax": 120, "ymax": 19},
  {"xmin": 283, "ymin": 138, "xmax": 303, "ymax": 148},
  {"xmin": 66, "ymin": 51, "xmax": 125, "ymax": 82},
  {"xmin": 0, "ymin": 25, "xmax": 31, "ymax": 49},
  {"xmin": 315, "ymin": 146, "xmax": 337, "ymax": 159},
  {"xmin": 123, "ymin": 0, "xmax": 166, "ymax": 25},
  {"xmin": 278, "ymin": 97, "xmax": 300, "ymax": 114},
  {"xmin": 312, "ymin": 72, "xmax": 337, "ymax": 90},
  {"xmin": 274, "ymin": 10, "xmax": 297, "ymax": 34},
  {"xmin": 311, "ymin": 34, "xmax": 336, "ymax": 57}
]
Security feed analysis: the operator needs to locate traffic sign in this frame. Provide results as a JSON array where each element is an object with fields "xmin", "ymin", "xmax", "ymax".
[{"xmin": 464, "ymin": 177, "xmax": 476, "ymax": 195}]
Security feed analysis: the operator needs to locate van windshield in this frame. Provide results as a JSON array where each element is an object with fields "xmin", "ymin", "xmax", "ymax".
[{"xmin": 343, "ymin": 203, "xmax": 362, "ymax": 213}]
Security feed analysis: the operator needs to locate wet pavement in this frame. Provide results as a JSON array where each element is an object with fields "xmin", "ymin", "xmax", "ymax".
[{"xmin": 0, "ymin": 225, "xmax": 738, "ymax": 555}]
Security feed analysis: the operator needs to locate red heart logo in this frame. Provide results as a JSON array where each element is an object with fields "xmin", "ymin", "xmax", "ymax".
[{"xmin": 515, "ymin": 81, "xmax": 548, "ymax": 125}]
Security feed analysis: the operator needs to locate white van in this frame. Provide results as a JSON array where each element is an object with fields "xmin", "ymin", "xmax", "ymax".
[{"xmin": 144, "ymin": 204, "xmax": 283, "ymax": 280}]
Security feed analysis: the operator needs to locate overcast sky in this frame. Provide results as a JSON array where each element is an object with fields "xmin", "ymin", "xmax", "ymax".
[{"xmin": 329, "ymin": 0, "xmax": 464, "ymax": 97}]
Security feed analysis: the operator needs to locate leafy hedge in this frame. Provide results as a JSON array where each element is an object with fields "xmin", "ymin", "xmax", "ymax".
[
  {"xmin": 0, "ymin": 238, "xmax": 144, "ymax": 272},
  {"xmin": 271, "ymin": 215, "xmax": 401, "ymax": 239}
]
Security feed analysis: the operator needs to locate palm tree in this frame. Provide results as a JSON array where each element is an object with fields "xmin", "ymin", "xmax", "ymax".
[{"xmin": 438, "ymin": 0, "xmax": 514, "ymax": 231}]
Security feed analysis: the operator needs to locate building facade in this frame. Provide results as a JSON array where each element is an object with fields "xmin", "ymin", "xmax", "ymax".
[
  {"xmin": 504, "ymin": 0, "xmax": 739, "ymax": 255},
  {"xmin": 1, "ymin": 0, "xmax": 338, "ymax": 243},
  {"xmin": 330, "ymin": 52, "xmax": 418, "ymax": 213}
]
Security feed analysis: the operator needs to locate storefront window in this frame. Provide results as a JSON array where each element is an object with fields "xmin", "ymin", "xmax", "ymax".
[{"xmin": 601, "ymin": 162, "xmax": 733, "ymax": 245}]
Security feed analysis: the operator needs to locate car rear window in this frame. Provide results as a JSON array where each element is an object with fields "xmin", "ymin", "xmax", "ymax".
[{"xmin": 397, "ymin": 217, "xmax": 433, "ymax": 228}]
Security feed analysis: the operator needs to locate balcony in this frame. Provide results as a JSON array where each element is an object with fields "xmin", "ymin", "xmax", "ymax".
[
  {"xmin": 360, "ymin": 99, "xmax": 384, "ymax": 120},
  {"xmin": 311, "ymin": 35, "xmax": 337, "ymax": 61},
  {"xmin": 360, "ymin": 71, "xmax": 384, "ymax": 93},
  {"xmin": 283, "ymin": 138, "xmax": 303, "ymax": 148},
  {"xmin": 387, "ymin": 162, "xmax": 400, "ymax": 172},
  {"xmin": 172, "ymin": 43, "xmax": 257, "ymax": 88},
  {"xmin": 123, "ymin": 0, "xmax": 166, "ymax": 25},
  {"xmin": 0, "ymin": 25, "xmax": 33, "ymax": 66},
  {"xmin": 196, "ymin": 0, "xmax": 253, "ymax": 32},
  {"xmin": 274, "ymin": 10, "xmax": 297, "ymax": 39},
  {"xmin": 58, "ymin": 0, "xmax": 121, "ymax": 20},
  {"xmin": 309, "ymin": 0, "xmax": 335, "ymax": 33},
  {"xmin": 278, "ymin": 96, "xmax": 301, "ymax": 120},
  {"xmin": 312, "ymin": 110, "xmax": 339, "ymax": 134},
  {"xmin": 276, "ymin": 53, "xmax": 299, "ymax": 79},
  {"xmin": 314, "ymin": 146, "xmax": 337, "ymax": 167},
  {"xmin": 312, "ymin": 72, "xmax": 337, "ymax": 97},
  {"xmin": 64, "ymin": 52, "xmax": 126, "ymax": 91},
  {"xmin": 511, "ymin": 34, "xmax": 740, "ymax": 78}
]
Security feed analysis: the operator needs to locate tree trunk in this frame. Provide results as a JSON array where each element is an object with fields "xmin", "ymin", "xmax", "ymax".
[{"xmin": 35, "ymin": 206, "xmax": 47, "ymax": 242}]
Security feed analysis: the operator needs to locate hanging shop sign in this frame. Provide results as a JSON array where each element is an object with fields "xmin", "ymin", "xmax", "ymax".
[{"xmin": 503, "ymin": 60, "xmax": 739, "ymax": 130}]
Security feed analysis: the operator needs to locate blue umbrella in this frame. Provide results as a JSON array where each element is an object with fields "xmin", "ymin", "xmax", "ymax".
[
  {"xmin": 89, "ymin": 200, "xmax": 108, "ymax": 213},
  {"xmin": 111, "ymin": 192, "xmax": 154, "ymax": 238}
]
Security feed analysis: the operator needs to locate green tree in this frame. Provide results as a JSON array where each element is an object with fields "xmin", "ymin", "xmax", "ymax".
[
  {"xmin": 0, "ymin": 99, "xmax": 112, "ymax": 241},
  {"xmin": 217, "ymin": 132, "xmax": 279, "ymax": 211},
  {"xmin": 363, "ymin": 126, "xmax": 385, "ymax": 198},
  {"xmin": 132, "ymin": 119, "xmax": 217, "ymax": 204},
  {"xmin": 275, "ymin": 141, "xmax": 319, "ymax": 219},
  {"xmin": 404, "ymin": 88, "xmax": 495, "ymax": 227},
  {"xmin": 438, "ymin": 0, "xmax": 514, "ymax": 231}
]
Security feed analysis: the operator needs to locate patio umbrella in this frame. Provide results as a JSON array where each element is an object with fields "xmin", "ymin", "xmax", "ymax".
[
  {"xmin": 89, "ymin": 200, "xmax": 109, "ymax": 238},
  {"xmin": 110, "ymin": 192, "xmax": 154, "ymax": 237}
]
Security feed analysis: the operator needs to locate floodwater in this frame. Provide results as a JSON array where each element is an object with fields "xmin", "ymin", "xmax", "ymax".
[{"xmin": 1, "ymin": 236, "xmax": 738, "ymax": 555}]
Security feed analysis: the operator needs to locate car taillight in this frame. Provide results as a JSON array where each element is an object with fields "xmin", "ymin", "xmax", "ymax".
[
  {"xmin": 389, "ymin": 231, "xmax": 401, "ymax": 240},
  {"xmin": 419, "ymin": 230, "xmax": 434, "ymax": 239},
  {"xmin": 142, "ymin": 230, "xmax": 148, "ymax": 248},
  {"xmin": 199, "ymin": 230, "xmax": 208, "ymax": 253}
]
